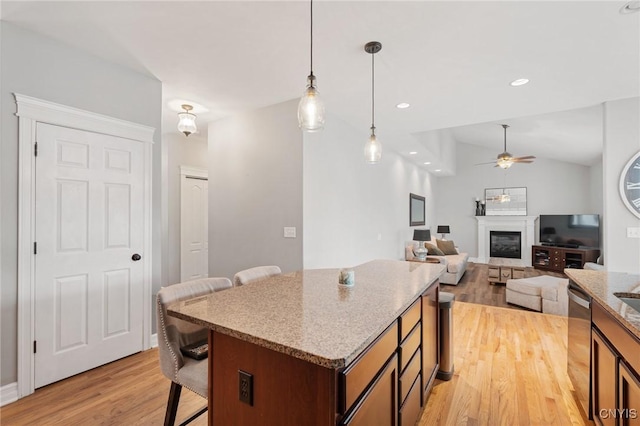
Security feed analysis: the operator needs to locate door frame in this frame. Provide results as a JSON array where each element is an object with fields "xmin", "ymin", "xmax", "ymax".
[
  {"xmin": 179, "ymin": 166, "xmax": 208, "ymax": 281},
  {"xmin": 15, "ymin": 93, "xmax": 155, "ymax": 398}
]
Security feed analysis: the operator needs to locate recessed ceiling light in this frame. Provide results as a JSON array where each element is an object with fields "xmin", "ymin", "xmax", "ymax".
[
  {"xmin": 620, "ymin": 1, "xmax": 640, "ymax": 13},
  {"xmin": 434, "ymin": 169, "xmax": 441, "ymax": 172},
  {"xmin": 510, "ymin": 78, "xmax": 530, "ymax": 87},
  {"xmin": 424, "ymin": 161, "xmax": 431, "ymax": 165},
  {"xmin": 396, "ymin": 102, "xmax": 410, "ymax": 109},
  {"xmin": 409, "ymin": 151, "xmax": 418, "ymax": 155}
]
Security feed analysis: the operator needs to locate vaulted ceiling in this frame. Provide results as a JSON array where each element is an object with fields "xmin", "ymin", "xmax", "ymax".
[{"xmin": 2, "ymin": 1, "xmax": 638, "ymax": 171}]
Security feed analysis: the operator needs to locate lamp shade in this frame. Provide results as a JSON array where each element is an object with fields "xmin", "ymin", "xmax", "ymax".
[
  {"xmin": 413, "ymin": 229, "xmax": 431, "ymax": 242},
  {"xmin": 437, "ymin": 225, "xmax": 450, "ymax": 234}
]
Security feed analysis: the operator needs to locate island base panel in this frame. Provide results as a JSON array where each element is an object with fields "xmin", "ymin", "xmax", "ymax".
[{"xmin": 210, "ymin": 331, "xmax": 337, "ymax": 426}]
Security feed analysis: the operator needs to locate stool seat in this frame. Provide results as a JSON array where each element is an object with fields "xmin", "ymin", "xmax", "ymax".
[{"xmin": 506, "ymin": 275, "xmax": 569, "ymax": 316}]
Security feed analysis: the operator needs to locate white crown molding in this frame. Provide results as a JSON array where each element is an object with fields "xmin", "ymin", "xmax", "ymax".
[
  {"xmin": 14, "ymin": 94, "xmax": 155, "ymax": 143},
  {"xmin": 179, "ymin": 166, "xmax": 208, "ymax": 179}
]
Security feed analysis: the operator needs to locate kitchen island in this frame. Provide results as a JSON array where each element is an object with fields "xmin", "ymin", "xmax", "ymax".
[
  {"xmin": 168, "ymin": 259, "xmax": 444, "ymax": 425},
  {"xmin": 565, "ymin": 269, "xmax": 640, "ymax": 423}
]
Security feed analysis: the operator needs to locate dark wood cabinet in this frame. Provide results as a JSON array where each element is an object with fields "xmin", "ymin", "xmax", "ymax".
[
  {"xmin": 592, "ymin": 328, "xmax": 618, "ymax": 426},
  {"xmin": 341, "ymin": 354, "xmax": 398, "ymax": 426},
  {"xmin": 619, "ymin": 361, "xmax": 640, "ymax": 425},
  {"xmin": 532, "ymin": 245, "xmax": 599, "ymax": 272},
  {"xmin": 591, "ymin": 300, "xmax": 640, "ymax": 425}
]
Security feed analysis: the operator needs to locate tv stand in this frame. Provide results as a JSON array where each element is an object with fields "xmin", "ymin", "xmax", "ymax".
[{"xmin": 532, "ymin": 245, "xmax": 600, "ymax": 273}]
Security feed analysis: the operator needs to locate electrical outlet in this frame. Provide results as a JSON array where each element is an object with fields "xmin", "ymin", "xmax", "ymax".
[{"xmin": 239, "ymin": 370, "xmax": 253, "ymax": 406}]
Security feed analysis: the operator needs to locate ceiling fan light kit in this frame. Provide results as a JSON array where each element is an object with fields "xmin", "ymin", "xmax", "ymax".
[{"xmin": 475, "ymin": 124, "xmax": 536, "ymax": 168}]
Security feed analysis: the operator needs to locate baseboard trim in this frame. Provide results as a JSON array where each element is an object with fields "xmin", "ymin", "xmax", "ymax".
[
  {"xmin": 0, "ymin": 382, "xmax": 18, "ymax": 407},
  {"xmin": 150, "ymin": 333, "xmax": 158, "ymax": 348}
]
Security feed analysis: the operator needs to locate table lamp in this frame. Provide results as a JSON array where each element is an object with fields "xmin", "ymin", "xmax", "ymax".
[
  {"xmin": 413, "ymin": 229, "xmax": 431, "ymax": 261},
  {"xmin": 437, "ymin": 225, "xmax": 450, "ymax": 240}
]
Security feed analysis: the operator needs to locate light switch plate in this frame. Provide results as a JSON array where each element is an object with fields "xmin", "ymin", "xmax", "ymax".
[
  {"xmin": 627, "ymin": 227, "xmax": 640, "ymax": 238},
  {"xmin": 284, "ymin": 227, "xmax": 296, "ymax": 238}
]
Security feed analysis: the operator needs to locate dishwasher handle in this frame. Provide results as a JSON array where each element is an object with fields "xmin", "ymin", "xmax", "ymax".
[{"xmin": 568, "ymin": 284, "xmax": 591, "ymax": 310}]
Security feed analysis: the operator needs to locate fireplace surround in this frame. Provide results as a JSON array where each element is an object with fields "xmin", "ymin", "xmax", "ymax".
[{"xmin": 476, "ymin": 216, "xmax": 537, "ymax": 265}]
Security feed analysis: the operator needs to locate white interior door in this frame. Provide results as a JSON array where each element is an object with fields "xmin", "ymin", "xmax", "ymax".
[
  {"xmin": 34, "ymin": 122, "xmax": 145, "ymax": 388},
  {"xmin": 180, "ymin": 172, "xmax": 209, "ymax": 281}
]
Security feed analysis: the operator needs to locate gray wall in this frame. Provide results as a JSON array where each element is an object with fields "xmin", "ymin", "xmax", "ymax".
[
  {"xmin": 435, "ymin": 142, "xmax": 597, "ymax": 259},
  {"xmin": 303, "ymin": 113, "xmax": 436, "ymax": 268},
  {"xmin": 0, "ymin": 22, "xmax": 162, "ymax": 386},
  {"xmin": 207, "ymin": 99, "xmax": 303, "ymax": 279},
  {"xmin": 603, "ymin": 97, "xmax": 640, "ymax": 273},
  {"xmin": 165, "ymin": 133, "xmax": 208, "ymax": 286}
]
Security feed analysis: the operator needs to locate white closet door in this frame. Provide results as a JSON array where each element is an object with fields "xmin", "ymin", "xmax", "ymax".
[
  {"xmin": 181, "ymin": 175, "xmax": 209, "ymax": 281},
  {"xmin": 34, "ymin": 123, "xmax": 145, "ymax": 388}
]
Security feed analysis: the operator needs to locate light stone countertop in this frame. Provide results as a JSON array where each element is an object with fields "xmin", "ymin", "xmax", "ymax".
[
  {"xmin": 168, "ymin": 259, "xmax": 444, "ymax": 369},
  {"xmin": 565, "ymin": 269, "xmax": 640, "ymax": 339}
]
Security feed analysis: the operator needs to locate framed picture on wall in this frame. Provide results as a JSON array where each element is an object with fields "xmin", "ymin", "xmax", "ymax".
[{"xmin": 410, "ymin": 193, "xmax": 426, "ymax": 226}]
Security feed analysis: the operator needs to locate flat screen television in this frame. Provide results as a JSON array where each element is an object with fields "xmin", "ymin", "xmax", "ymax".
[{"xmin": 539, "ymin": 214, "xmax": 600, "ymax": 249}]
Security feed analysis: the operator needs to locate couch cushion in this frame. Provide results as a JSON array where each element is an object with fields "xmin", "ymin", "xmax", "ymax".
[
  {"xmin": 436, "ymin": 239, "xmax": 457, "ymax": 255},
  {"xmin": 443, "ymin": 253, "xmax": 467, "ymax": 274},
  {"xmin": 425, "ymin": 243, "xmax": 445, "ymax": 256}
]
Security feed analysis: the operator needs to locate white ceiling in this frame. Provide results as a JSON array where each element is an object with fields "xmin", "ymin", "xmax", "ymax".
[{"xmin": 2, "ymin": 1, "xmax": 638, "ymax": 170}]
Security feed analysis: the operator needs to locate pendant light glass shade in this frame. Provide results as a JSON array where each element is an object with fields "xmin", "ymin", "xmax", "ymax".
[
  {"xmin": 298, "ymin": 0, "xmax": 325, "ymax": 132},
  {"xmin": 364, "ymin": 127, "xmax": 382, "ymax": 164},
  {"xmin": 177, "ymin": 104, "xmax": 197, "ymax": 137},
  {"xmin": 298, "ymin": 74, "xmax": 325, "ymax": 132}
]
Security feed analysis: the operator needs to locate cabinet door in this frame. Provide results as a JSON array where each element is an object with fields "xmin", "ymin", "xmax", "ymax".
[
  {"xmin": 619, "ymin": 361, "xmax": 640, "ymax": 425},
  {"xmin": 593, "ymin": 329, "xmax": 618, "ymax": 426},
  {"xmin": 422, "ymin": 282, "xmax": 439, "ymax": 401},
  {"xmin": 341, "ymin": 354, "xmax": 398, "ymax": 426}
]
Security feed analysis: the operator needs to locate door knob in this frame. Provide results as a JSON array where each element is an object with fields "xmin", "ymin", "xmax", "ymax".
[{"xmin": 132, "ymin": 253, "xmax": 141, "ymax": 261}]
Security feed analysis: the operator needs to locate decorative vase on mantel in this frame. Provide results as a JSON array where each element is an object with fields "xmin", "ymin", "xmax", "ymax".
[
  {"xmin": 480, "ymin": 201, "xmax": 486, "ymax": 216},
  {"xmin": 475, "ymin": 200, "xmax": 482, "ymax": 216}
]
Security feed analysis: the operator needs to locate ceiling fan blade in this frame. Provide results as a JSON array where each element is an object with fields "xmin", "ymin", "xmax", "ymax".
[
  {"xmin": 474, "ymin": 161, "xmax": 498, "ymax": 166},
  {"xmin": 513, "ymin": 155, "xmax": 536, "ymax": 160},
  {"xmin": 512, "ymin": 160, "xmax": 534, "ymax": 163}
]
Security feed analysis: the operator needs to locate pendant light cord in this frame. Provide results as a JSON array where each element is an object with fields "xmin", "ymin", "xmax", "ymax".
[
  {"xmin": 310, "ymin": 0, "xmax": 314, "ymax": 75},
  {"xmin": 371, "ymin": 51, "xmax": 375, "ymax": 130}
]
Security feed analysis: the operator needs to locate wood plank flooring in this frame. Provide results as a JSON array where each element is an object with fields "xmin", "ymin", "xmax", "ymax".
[{"xmin": 1, "ymin": 263, "xmax": 588, "ymax": 425}]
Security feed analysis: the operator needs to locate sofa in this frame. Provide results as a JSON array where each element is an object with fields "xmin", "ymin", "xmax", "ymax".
[{"xmin": 405, "ymin": 240, "xmax": 469, "ymax": 285}]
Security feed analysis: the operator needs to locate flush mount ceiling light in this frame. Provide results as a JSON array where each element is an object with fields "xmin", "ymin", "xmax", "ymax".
[
  {"xmin": 620, "ymin": 1, "xmax": 640, "ymax": 13},
  {"xmin": 297, "ymin": 0, "xmax": 325, "ymax": 132},
  {"xmin": 364, "ymin": 41, "xmax": 382, "ymax": 164},
  {"xmin": 409, "ymin": 151, "xmax": 417, "ymax": 155},
  {"xmin": 510, "ymin": 78, "xmax": 530, "ymax": 87},
  {"xmin": 396, "ymin": 102, "xmax": 411, "ymax": 109},
  {"xmin": 424, "ymin": 161, "xmax": 431, "ymax": 165},
  {"xmin": 177, "ymin": 104, "xmax": 197, "ymax": 137}
]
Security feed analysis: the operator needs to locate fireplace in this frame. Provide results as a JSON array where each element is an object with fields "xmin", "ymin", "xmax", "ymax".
[{"xmin": 490, "ymin": 231, "xmax": 522, "ymax": 259}]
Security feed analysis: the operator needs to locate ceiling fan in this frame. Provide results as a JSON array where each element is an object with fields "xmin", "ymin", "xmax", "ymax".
[{"xmin": 476, "ymin": 124, "xmax": 536, "ymax": 169}]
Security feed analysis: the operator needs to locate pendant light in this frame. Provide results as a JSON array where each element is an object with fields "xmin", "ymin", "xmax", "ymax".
[
  {"xmin": 177, "ymin": 104, "xmax": 197, "ymax": 137},
  {"xmin": 364, "ymin": 41, "xmax": 382, "ymax": 164},
  {"xmin": 297, "ymin": 0, "xmax": 325, "ymax": 132}
]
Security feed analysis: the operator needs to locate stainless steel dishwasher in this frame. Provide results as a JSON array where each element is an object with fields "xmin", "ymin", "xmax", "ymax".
[{"xmin": 567, "ymin": 280, "xmax": 592, "ymax": 419}]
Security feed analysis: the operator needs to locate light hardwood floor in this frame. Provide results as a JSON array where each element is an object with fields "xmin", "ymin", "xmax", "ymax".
[{"xmin": 2, "ymin": 265, "xmax": 590, "ymax": 425}]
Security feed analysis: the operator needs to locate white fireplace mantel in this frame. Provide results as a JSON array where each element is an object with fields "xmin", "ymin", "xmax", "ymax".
[{"xmin": 475, "ymin": 216, "xmax": 538, "ymax": 266}]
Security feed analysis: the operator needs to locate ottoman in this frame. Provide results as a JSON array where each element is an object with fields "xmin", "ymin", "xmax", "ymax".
[{"xmin": 506, "ymin": 275, "xmax": 569, "ymax": 316}]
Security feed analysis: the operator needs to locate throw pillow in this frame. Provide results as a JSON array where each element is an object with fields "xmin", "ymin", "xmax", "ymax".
[
  {"xmin": 425, "ymin": 243, "xmax": 445, "ymax": 256},
  {"xmin": 436, "ymin": 239, "xmax": 457, "ymax": 255}
]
